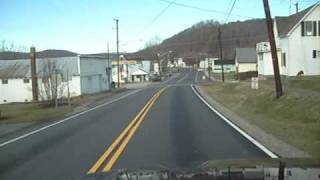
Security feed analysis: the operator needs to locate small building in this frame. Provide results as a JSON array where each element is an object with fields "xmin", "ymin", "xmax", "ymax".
[
  {"xmin": 213, "ymin": 59, "xmax": 236, "ymax": 73},
  {"xmin": 257, "ymin": 3, "xmax": 320, "ymax": 76},
  {"xmin": 0, "ymin": 50, "xmax": 112, "ymax": 104},
  {"xmin": 199, "ymin": 58, "xmax": 217, "ymax": 70},
  {"xmin": 235, "ymin": 48, "xmax": 257, "ymax": 73},
  {"xmin": 111, "ymin": 57, "xmax": 152, "ymax": 83},
  {"xmin": 175, "ymin": 58, "xmax": 186, "ymax": 68},
  {"xmin": 130, "ymin": 68, "xmax": 149, "ymax": 82}
]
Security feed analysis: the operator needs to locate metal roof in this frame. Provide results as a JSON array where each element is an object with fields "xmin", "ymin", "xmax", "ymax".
[
  {"xmin": 0, "ymin": 57, "xmax": 79, "ymax": 79},
  {"xmin": 235, "ymin": 48, "xmax": 257, "ymax": 63},
  {"xmin": 0, "ymin": 50, "xmax": 77, "ymax": 60}
]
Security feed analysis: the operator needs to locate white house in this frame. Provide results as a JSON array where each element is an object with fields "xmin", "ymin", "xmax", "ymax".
[
  {"xmin": 175, "ymin": 58, "xmax": 186, "ymax": 68},
  {"xmin": 130, "ymin": 68, "xmax": 149, "ymax": 82},
  {"xmin": 112, "ymin": 57, "xmax": 152, "ymax": 83},
  {"xmin": 199, "ymin": 58, "xmax": 215, "ymax": 70},
  {"xmin": 235, "ymin": 48, "xmax": 257, "ymax": 73},
  {"xmin": 0, "ymin": 50, "xmax": 112, "ymax": 104},
  {"xmin": 257, "ymin": 3, "xmax": 320, "ymax": 76},
  {"xmin": 199, "ymin": 57, "xmax": 235, "ymax": 73}
]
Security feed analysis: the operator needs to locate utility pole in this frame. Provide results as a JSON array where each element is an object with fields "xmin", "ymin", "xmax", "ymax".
[
  {"xmin": 67, "ymin": 69, "xmax": 70, "ymax": 108},
  {"xmin": 207, "ymin": 55, "xmax": 211, "ymax": 80},
  {"xmin": 30, "ymin": 47, "xmax": 38, "ymax": 101},
  {"xmin": 218, "ymin": 27, "xmax": 225, "ymax": 82},
  {"xmin": 55, "ymin": 69, "xmax": 58, "ymax": 108},
  {"xmin": 294, "ymin": 2, "xmax": 299, "ymax": 13},
  {"xmin": 107, "ymin": 42, "xmax": 111, "ymax": 90},
  {"xmin": 157, "ymin": 53, "xmax": 161, "ymax": 78},
  {"xmin": 114, "ymin": 18, "xmax": 120, "ymax": 88},
  {"xmin": 263, "ymin": 0, "xmax": 283, "ymax": 98}
]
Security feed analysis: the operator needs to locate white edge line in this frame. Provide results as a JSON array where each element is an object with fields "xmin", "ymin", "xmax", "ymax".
[
  {"xmin": 194, "ymin": 70, "xmax": 198, "ymax": 83},
  {"xmin": 0, "ymin": 89, "xmax": 142, "ymax": 148},
  {"xmin": 190, "ymin": 85, "xmax": 278, "ymax": 158}
]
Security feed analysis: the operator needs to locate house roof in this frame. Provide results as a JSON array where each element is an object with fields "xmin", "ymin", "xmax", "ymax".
[
  {"xmin": 82, "ymin": 53, "xmax": 119, "ymax": 60},
  {"xmin": 276, "ymin": 3, "xmax": 318, "ymax": 37},
  {"xmin": 0, "ymin": 57, "xmax": 79, "ymax": 79},
  {"xmin": 0, "ymin": 49, "xmax": 78, "ymax": 60},
  {"xmin": 235, "ymin": 48, "xmax": 257, "ymax": 63},
  {"xmin": 131, "ymin": 68, "xmax": 148, "ymax": 76},
  {"xmin": 0, "ymin": 61, "xmax": 30, "ymax": 78}
]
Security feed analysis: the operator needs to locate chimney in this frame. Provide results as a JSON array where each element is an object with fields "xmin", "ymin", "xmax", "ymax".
[{"xmin": 30, "ymin": 47, "xmax": 38, "ymax": 101}]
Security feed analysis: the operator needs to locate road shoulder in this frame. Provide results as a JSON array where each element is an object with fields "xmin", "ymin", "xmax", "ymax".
[
  {"xmin": 0, "ymin": 88, "xmax": 136, "ymax": 142},
  {"xmin": 194, "ymin": 85, "xmax": 310, "ymax": 158}
]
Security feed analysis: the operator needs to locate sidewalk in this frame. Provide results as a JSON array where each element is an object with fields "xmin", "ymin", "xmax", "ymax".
[{"xmin": 195, "ymin": 85, "xmax": 310, "ymax": 158}]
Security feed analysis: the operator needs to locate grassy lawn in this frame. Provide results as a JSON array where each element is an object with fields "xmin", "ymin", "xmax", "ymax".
[
  {"xmin": 201, "ymin": 78, "xmax": 320, "ymax": 158},
  {"xmin": 287, "ymin": 76, "xmax": 320, "ymax": 91},
  {"xmin": 211, "ymin": 71, "xmax": 236, "ymax": 81},
  {"xmin": 0, "ymin": 89, "xmax": 124, "ymax": 124},
  {"xmin": 0, "ymin": 103, "xmax": 71, "ymax": 123}
]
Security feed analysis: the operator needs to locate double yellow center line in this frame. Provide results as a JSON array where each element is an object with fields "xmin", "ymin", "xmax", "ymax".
[{"xmin": 88, "ymin": 87, "xmax": 167, "ymax": 174}]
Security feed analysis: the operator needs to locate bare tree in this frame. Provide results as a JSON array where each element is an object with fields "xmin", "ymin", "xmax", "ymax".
[
  {"xmin": 144, "ymin": 36, "xmax": 162, "ymax": 49},
  {"xmin": 0, "ymin": 40, "xmax": 28, "ymax": 52},
  {"xmin": 38, "ymin": 59, "xmax": 66, "ymax": 107}
]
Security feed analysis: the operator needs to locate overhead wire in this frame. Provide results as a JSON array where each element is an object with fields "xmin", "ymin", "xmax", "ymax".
[
  {"xmin": 159, "ymin": 0, "xmax": 255, "ymax": 19},
  {"xmin": 120, "ymin": 0, "xmax": 176, "ymax": 51},
  {"xmin": 224, "ymin": 0, "xmax": 237, "ymax": 23}
]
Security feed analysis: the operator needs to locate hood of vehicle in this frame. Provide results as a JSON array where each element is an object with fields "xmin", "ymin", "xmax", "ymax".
[{"xmin": 79, "ymin": 158, "xmax": 320, "ymax": 180}]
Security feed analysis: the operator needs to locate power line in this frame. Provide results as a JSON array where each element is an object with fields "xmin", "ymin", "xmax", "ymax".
[
  {"xmin": 159, "ymin": 0, "xmax": 255, "ymax": 19},
  {"xmin": 225, "ymin": 0, "xmax": 237, "ymax": 23},
  {"xmin": 143, "ymin": 0, "xmax": 177, "ymax": 31},
  {"xmin": 121, "ymin": 0, "xmax": 176, "ymax": 51}
]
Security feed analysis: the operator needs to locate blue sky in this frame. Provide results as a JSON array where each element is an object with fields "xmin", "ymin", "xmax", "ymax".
[{"xmin": 1, "ymin": 0, "xmax": 318, "ymax": 53}]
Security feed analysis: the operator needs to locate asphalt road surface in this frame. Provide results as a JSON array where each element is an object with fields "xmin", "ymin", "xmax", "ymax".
[{"xmin": 0, "ymin": 68, "xmax": 269, "ymax": 180}]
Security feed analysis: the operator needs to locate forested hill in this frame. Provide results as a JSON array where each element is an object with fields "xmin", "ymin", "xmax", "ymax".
[{"xmin": 130, "ymin": 19, "xmax": 268, "ymax": 62}]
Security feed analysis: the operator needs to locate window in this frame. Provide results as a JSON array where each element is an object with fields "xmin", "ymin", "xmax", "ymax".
[
  {"xmin": 301, "ymin": 21, "xmax": 317, "ymax": 36},
  {"xmin": 305, "ymin": 21, "xmax": 313, "ymax": 36},
  {"xmin": 281, "ymin": 53, "xmax": 286, "ymax": 67},
  {"xmin": 313, "ymin": 50, "xmax": 320, "ymax": 59},
  {"xmin": 2, "ymin": 79, "xmax": 8, "ymax": 84},
  {"xmin": 23, "ymin": 78, "xmax": 30, "ymax": 83}
]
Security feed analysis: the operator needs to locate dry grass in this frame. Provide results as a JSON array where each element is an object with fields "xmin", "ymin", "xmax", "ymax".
[
  {"xmin": 0, "ymin": 103, "xmax": 71, "ymax": 123},
  {"xmin": 201, "ymin": 78, "xmax": 320, "ymax": 158}
]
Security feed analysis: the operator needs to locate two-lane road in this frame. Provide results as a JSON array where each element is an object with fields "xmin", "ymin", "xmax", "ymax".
[{"xmin": 0, "ymin": 69, "xmax": 270, "ymax": 180}]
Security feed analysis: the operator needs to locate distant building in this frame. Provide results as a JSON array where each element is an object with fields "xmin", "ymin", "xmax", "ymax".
[
  {"xmin": 235, "ymin": 48, "xmax": 257, "ymax": 73},
  {"xmin": 0, "ymin": 50, "xmax": 112, "ymax": 104},
  {"xmin": 111, "ymin": 56, "xmax": 152, "ymax": 83},
  {"xmin": 175, "ymin": 58, "xmax": 186, "ymax": 68},
  {"xmin": 213, "ymin": 59, "xmax": 235, "ymax": 73},
  {"xmin": 130, "ymin": 68, "xmax": 149, "ymax": 82},
  {"xmin": 199, "ymin": 58, "xmax": 215, "ymax": 70},
  {"xmin": 257, "ymin": 3, "xmax": 320, "ymax": 76}
]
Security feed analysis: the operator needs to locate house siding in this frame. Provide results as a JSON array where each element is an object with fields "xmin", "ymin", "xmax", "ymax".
[
  {"xmin": 258, "ymin": 4, "xmax": 320, "ymax": 76},
  {"xmin": 0, "ymin": 56, "xmax": 112, "ymax": 104},
  {"xmin": 287, "ymin": 5, "xmax": 320, "ymax": 76},
  {"xmin": 0, "ymin": 78, "xmax": 33, "ymax": 103},
  {"xmin": 79, "ymin": 57, "xmax": 111, "ymax": 94},
  {"xmin": 238, "ymin": 63, "xmax": 257, "ymax": 72}
]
